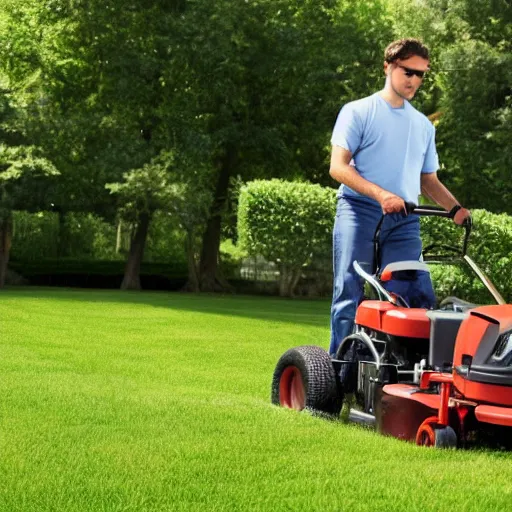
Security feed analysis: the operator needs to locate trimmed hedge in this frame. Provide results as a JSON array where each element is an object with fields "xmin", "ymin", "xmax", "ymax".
[
  {"xmin": 11, "ymin": 211, "xmax": 117, "ymax": 261},
  {"xmin": 8, "ymin": 259, "xmax": 188, "ymax": 290},
  {"xmin": 238, "ymin": 179, "xmax": 335, "ymax": 296},
  {"xmin": 424, "ymin": 210, "xmax": 512, "ymax": 304},
  {"xmin": 238, "ymin": 179, "xmax": 512, "ymax": 303},
  {"xmin": 11, "ymin": 210, "xmax": 187, "ymax": 264}
]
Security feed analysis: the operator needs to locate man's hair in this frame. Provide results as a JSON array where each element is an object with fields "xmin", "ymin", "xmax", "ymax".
[{"xmin": 384, "ymin": 38, "xmax": 429, "ymax": 63}]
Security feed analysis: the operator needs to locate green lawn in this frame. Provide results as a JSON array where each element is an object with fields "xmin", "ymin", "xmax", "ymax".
[{"xmin": 1, "ymin": 288, "xmax": 512, "ymax": 512}]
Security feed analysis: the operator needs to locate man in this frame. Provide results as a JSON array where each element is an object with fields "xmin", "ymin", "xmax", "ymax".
[{"xmin": 329, "ymin": 38, "xmax": 470, "ymax": 357}]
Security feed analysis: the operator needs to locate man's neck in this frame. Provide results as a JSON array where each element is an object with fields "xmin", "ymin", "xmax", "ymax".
[{"xmin": 379, "ymin": 88, "xmax": 405, "ymax": 109}]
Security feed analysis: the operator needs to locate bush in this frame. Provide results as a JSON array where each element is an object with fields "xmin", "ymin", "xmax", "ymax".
[
  {"xmin": 423, "ymin": 209, "xmax": 512, "ymax": 304},
  {"xmin": 11, "ymin": 211, "xmax": 59, "ymax": 260},
  {"xmin": 8, "ymin": 259, "xmax": 188, "ymax": 290},
  {"xmin": 237, "ymin": 179, "xmax": 336, "ymax": 296},
  {"xmin": 62, "ymin": 212, "xmax": 118, "ymax": 259},
  {"xmin": 11, "ymin": 210, "xmax": 188, "ymax": 266},
  {"xmin": 11, "ymin": 211, "xmax": 118, "ymax": 261}
]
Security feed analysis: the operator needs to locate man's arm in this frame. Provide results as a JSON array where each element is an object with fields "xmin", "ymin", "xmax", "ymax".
[
  {"xmin": 420, "ymin": 172, "xmax": 470, "ymax": 225},
  {"xmin": 329, "ymin": 145, "xmax": 405, "ymax": 214}
]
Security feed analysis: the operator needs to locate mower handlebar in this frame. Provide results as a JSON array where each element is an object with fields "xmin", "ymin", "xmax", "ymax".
[
  {"xmin": 405, "ymin": 202, "xmax": 449, "ymax": 217},
  {"xmin": 405, "ymin": 202, "xmax": 472, "ymax": 227},
  {"xmin": 371, "ymin": 202, "xmax": 472, "ymax": 274}
]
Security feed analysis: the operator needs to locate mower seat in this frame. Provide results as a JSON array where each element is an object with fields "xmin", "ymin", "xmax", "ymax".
[
  {"xmin": 426, "ymin": 310, "xmax": 467, "ymax": 370},
  {"xmin": 380, "ymin": 261, "xmax": 436, "ymax": 310}
]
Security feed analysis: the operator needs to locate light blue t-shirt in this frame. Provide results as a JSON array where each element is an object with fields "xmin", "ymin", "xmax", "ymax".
[{"xmin": 331, "ymin": 92, "xmax": 439, "ymax": 204}]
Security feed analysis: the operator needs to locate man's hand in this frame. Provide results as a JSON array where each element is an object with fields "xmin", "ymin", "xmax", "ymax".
[
  {"xmin": 378, "ymin": 191, "xmax": 406, "ymax": 214},
  {"xmin": 453, "ymin": 207, "xmax": 471, "ymax": 226}
]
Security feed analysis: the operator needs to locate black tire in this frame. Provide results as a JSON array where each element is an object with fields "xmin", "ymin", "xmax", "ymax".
[
  {"xmin": 271, "ymin": 345, "xmax": 341, "ymax": 415},
  {"xmin": 434, "ymin": 426, "xmax": 458, "ymax": 449},
  {"xmin": 416, "ymin": 418, "xmax": 458, "ymax": 448}
]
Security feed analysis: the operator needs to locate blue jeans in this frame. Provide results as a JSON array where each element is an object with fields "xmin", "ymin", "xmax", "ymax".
[{"xmin": 329, "ymin": 195, "xmax": 434, "ymax": 356}]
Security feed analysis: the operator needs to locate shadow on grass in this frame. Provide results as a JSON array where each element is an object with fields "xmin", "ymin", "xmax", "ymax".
[{"xmin": 3, "ymin": 286, "xmax": 331, "ymax": 328}]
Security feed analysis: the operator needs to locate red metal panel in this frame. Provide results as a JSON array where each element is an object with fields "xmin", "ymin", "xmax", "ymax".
[
  {"xmin": 355, "ymin": 301, "xmax": 430, "ymax": 339},
  {"xmin": 471, "ymin": 305, "xmax": 512, "ymax": 334},
  {"xmin": 376, "ymin": 386, "xmax": 438, "ymax": 441},
  {"xmin": 382, "ymin": 384, "xmax": 440, "ymax": 410},
  {"xmin": 454, "ymin": 376, "xmax": 512, "ymax": 407},
  {"xmin": 381, "ymin": 308, "xmax": 430, "ymax": 339},
  {"xmin": 454, "ymin": 305, "xmax": 512, "ymax": 367},
  {"xmin": 475, "ymin": 405, "xmax": 512, "ymax": 427},
  {"xmin": 354, "ymin": 301, "xmax": 395, "ymax": 331},
  {"xmin": 453, "ymin": 314, "xmax": 493, "ymax": 366}
]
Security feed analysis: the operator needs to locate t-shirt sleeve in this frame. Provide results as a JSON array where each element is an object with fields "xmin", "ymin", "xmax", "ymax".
[
  {"xmin": 421, "ymin": 125, "xmax": 439, "ymax": 174},
  {"xmin": 330, "ymin": 103, "xmax": 363, "ymax": 155}
]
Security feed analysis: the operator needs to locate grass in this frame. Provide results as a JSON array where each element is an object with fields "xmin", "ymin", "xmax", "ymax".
[{"xmin": 1, "ymin": 288, "xmax": 512, "ymax": 511}]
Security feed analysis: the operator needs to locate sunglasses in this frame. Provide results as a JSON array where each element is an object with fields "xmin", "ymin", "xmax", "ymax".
[{"xmin": 396, "ymin": 63, "xmax": 427, "ymax": 79}]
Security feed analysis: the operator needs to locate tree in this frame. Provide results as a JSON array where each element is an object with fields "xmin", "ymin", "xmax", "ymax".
[
  {"xmin": 164, "ymin": 0, "xmax": 394, "ymax": 291},
  {"xmin": 0, "ymin": 0, "xmax": 188, "ymax": 220},
  {"xmin": 107, "ymin": 151, "xmax": 213, "ymax": 290},
  {"xmin": 0, "ymin": 0, "xmax": 398, "ymax": 294},
  {"xmin": 435, "ymin": 0, "xmax": 512, "ymax": 212},
  {"xmin": 107, "ymin": 152, "xmax": 178, "ymax": 290},
  {"xmin": 0, "ymin": 145, "xmax": 59, "ymax": 287}
]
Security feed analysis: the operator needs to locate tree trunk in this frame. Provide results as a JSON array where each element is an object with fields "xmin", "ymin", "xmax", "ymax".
[
  {"xmin": 121, "ymin": 212, "xmax": 151, "ymax": 290},
  {"xmin": 116, "ymin": 218, "xmax": 123, "ymax": 254},
  {"xmin": 279, "ymin": 265, "xmax": 302, "ymax": 297},
  {"xmin": 199, "ymin": 148, "xmax": 236, "ymax": 292},
  {"xmin": 182, "ymin": 230, "xmax": 200, "ymax": 292},
  {"xmin": 116, "ymin": 218, "xmax": 131, "ymax": 254},
  {"xmin": 289, "ymin": 268, "xmax": 302, "ymax": 297},
  {"xmin": 278, "ymin": 265, "xmax": 289, "ymax": 297},
  {"xmin": 0, "ymin": 212, "xmax": 13, "ymax": 289}
]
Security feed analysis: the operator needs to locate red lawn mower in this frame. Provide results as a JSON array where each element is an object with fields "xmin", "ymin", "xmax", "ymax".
[{"xmin": 271, "ymin": 204, "xmax": 512, "ymax": 448}]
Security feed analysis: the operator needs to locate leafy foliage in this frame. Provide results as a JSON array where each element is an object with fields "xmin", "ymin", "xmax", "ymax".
[
  {"xmin": 238, "ymin": 179, "xmax": 336, "ymax": 296},
  {"xmin": 11, "ymin": 209, "xmax": 187, "ymax": 264},
  {"xmin": 424, "ymin": 209, "xmax": 512, "ymax": 304},
  {"xmin": 1, "ymin": 0, "xmax": 512, "ymax": 292},
  {"xmin": 106, "ymin": 152, "xmax": 179, "ymax": 221}
]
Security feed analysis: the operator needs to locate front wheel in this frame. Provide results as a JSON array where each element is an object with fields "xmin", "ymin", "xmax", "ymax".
[
  {"xmin": 416, "ymin": 417, "xmax": 457, "ymax": 448},
  {"xmin": 271, "ymin": 345, "xmax": 341, "ymax": 415}
]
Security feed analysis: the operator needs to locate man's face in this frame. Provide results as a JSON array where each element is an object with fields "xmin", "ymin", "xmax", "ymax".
[{"xmin": 384, "ymin": 55, "xmax": 429, "ymax": 101}]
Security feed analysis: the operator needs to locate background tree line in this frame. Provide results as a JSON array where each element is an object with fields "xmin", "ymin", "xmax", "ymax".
[{"xmin": 0, "ymin": 0, "xmax": 510, "ymax": 291}]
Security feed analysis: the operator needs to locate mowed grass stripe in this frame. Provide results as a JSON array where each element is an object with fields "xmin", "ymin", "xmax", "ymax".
[{"xmin": 1, "ymin": 288, "xmax": 512, "ymax": 511}]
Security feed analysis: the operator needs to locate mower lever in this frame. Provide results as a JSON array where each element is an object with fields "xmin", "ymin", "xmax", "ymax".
[{"xmin": 353, "ymin": 261, "xmax": 398, "ymax": 306}]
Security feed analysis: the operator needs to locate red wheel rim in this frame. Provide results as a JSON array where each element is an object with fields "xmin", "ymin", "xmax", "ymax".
[
  {"xmin": 416, "ymin": 416, "xmax": 439, "ymax": 447},
  {"xmin": 279, "ymin": 366, "xmax": 306, "ymax": 410}
]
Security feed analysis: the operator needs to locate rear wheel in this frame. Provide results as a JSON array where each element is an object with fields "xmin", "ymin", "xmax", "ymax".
[
  {"xmin": 271, "ymin": 345, "xmax": 341, "ymax": 415},
  {"xmin": 416, "ymin": 417, "xmax": 457, "ymax": 448}
]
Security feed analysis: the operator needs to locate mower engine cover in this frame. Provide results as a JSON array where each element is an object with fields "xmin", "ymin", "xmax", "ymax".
[{"xmin": 453, "ymin": 305, "xmax": 512, "ymax": 406}]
